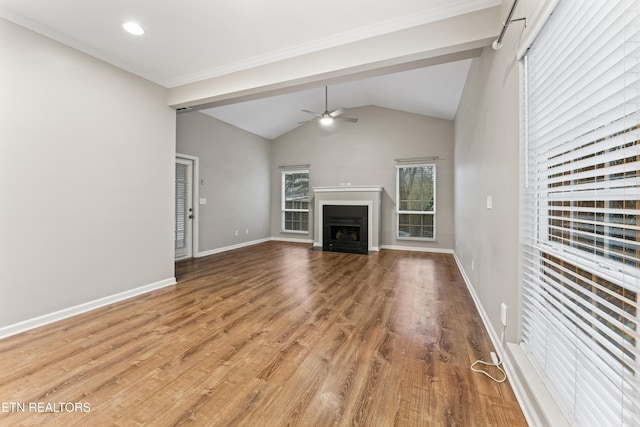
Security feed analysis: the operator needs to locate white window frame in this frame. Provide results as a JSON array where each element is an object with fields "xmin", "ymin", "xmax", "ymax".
[
  {"xmin": 281, "ymin": 169, "xmax": 309, "ymax": 233},
  {"xmin": 175, "ymin": 153, "xmax": 199, "ymax": 260},
  {"xmin": 396, "ymin": 163, "xmax": 436, "ymax": 241}
]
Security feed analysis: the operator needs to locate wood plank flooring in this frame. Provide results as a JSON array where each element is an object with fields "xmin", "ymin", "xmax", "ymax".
[{"xmin": 0, "ymin": 242, "xmax": 527, "ymax": 426}]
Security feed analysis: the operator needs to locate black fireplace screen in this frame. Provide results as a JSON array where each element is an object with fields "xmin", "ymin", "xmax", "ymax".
[
  {"xmin": 322, "ymin": 205, "xmax": 368, "ymax": 254},
  {"xmin": 330, "ymin": 225, "xmax": 360, "ymax": 241}
]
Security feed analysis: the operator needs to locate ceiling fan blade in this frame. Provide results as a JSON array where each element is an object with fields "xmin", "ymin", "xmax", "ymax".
[
  {"xmin": 336, "ymin": 116, "xmax": 358, "ymax": 123},
  {"xmin": 297, "ymin": 87, "xmax": 358, "ymax": 126},
  {"xmin": 329, "ymin": 107, "xmax": 345, "ymax": 117}
]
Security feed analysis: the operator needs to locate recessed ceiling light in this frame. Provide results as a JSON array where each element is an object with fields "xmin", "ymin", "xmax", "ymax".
[{"xmin": 123, "ymin": 22, "xmax": 145, "ymax": 36}]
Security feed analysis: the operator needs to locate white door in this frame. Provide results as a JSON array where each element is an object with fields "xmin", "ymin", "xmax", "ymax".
[{"xmin": 175, "ymin": 157, "xmax": 194, "ymax": 260}]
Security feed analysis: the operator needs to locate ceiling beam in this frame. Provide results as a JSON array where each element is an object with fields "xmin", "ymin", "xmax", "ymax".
[
  {"xmin": 168, "ymin": 6, "xmax": 500, "ymax": 110},
  {"xmin": 168, "ymin": 7, "xmax": 500, "ymax": 109}
]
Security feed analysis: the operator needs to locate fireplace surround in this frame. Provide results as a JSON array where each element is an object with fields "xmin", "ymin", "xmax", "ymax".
[{"xmin": 312, "ymin": 185, "xmax": 382, "ymax": 253}]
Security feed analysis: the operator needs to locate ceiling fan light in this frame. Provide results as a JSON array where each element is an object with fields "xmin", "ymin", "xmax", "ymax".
[{"xmin": 320, "ymin": 116, "xmax": 334, "ymax": 125}]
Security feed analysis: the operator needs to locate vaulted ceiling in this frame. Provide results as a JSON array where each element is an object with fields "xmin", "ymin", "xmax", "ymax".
[{"xmin": 0, "ymin": 0, "xmax": 502, "ymax": 138}]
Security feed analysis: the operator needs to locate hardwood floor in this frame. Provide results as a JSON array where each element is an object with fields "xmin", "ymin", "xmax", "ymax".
[{"xmin": 0, "ymin": 242, "xmax": 527, "ymax": 426}]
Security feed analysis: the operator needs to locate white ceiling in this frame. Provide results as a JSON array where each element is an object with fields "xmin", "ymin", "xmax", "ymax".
[
  {"xmin": 200, "ymin": 60, "xmax": 472, "ymax": 139},
  {"xmin": 0, "ymin": 0, "xmax": 499, "ymax": 139}
]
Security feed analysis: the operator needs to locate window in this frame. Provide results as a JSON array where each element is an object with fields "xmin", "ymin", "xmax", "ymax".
[
  {"xmin": 175, "ymin": 161, "xmax": 188, "ymax": 250},
  {"xmin": 521, "ymin": 1, "xmax": 639, "ymax": 425},
  {"xmin": 396, "ymin": 164, "xmax": 436, "ymax": 240},
  {"xmin": 281, "ymin": 170, "xmax": 309, "ymax": 232}
]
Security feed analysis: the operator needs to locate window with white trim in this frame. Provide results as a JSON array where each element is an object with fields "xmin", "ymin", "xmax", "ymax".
[
  {"xmin": 281, "ymin": 170, "xmax": 309, "ymax": 232},
  {"xmin": 175, "ymin": 161, "xmax": 188, "ymax": 250},
  {"xmin": 396, "ymin": 164, "xmax": 436, "ymax": 240},
  {"xmin": 521, "ymin": 1, "xmax": 639, "ymax": 425}
]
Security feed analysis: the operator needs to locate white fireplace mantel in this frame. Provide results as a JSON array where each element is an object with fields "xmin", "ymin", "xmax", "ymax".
[
  {"xmin": 313, "ymin": 185, "xmax": 383, "ymax": 193},
  {"xmin": 312, "ymin": 185, "xmax": 383, "ymax": 251}
]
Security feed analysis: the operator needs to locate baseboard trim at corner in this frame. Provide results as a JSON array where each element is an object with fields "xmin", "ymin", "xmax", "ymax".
[
  {"xmin": 196, "ymin": 237, "xmax": 314, "ymax": 259},
  {"xmin": 452, "ymin": 252, "xmax": 542, "ymax": 427},
  {"xmin": 196, "ymin": 238, "xmax": 272, "ymax": 257},
  {"xmin": 0, "ymin": 277, "xmax": 176, "ymax": 340}
]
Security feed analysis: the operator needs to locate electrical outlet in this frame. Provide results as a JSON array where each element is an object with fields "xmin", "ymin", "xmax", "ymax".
[
  {"xmin": 500, "ymin": 303, "xmax": 508, "ymax": 327},
  {"xmin": 490, "ymin": 351, "xmax": 499, "ymax": 365},
  {"xmin": 245, "ymin": 229, "xmax": 249, "ymax": 234},
  {"xmin": 235, "ymin": 230, "xmax": 238, "ymax": 236}
]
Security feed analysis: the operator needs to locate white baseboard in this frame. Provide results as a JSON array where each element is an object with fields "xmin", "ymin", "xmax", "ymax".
[
  {"xmin": 312, "ymin": 243, "xmax": 380, "ymax": 252},
  {"xmin": 272, "ymin": 237, "xmax": 313, "ymax": 244},
  {"xmin": 0, "ymin": 277, "xmax": 176, "ymax": 340},
  {"xmin": 452, "ymin": 252, "xmax": 551, "ymax": 427},
  {"xmin": 197, "ymin": 238, "xmax": 273, "ymax": 257},
  {"xmin": 196, "ymin": 237, "xmax": 314, "ymax": 259},
  {"xmin": 380, "ymin": 244, "xmax": 454, "ymax": 254},
  {"xmin": 281, "ymin": 241, "xmax": 451, "ymax": 254}
]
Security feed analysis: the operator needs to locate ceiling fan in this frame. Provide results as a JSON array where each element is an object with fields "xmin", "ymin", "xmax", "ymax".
[{"xmin": 298, "ymin": 86, "xmax": 358, "ymax": 125}]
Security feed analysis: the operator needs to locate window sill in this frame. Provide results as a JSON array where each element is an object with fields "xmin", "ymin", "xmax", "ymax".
[
  {"xmin": 281, "ymin": 230, "xmax": 309, "ymax": 235},
  {"xmin": 396, "ymin": 236, "xmax": 437, "ymax": 242}
]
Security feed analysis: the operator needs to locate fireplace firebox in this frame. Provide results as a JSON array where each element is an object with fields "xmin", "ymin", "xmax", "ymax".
[{"xmin": 323, "ymin": 205, "xmax": 368, "ymax": 254}]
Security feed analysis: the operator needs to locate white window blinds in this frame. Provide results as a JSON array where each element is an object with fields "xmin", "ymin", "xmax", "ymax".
[
  {"xmin": 522, "ymin": 0, "xmax": 640, "ymax": 426},
  {"xmin": 175, "ymin": 162, "xmax": 188, "ymax": 250}
]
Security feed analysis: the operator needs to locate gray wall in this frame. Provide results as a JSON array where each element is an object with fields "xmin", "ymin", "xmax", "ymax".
[
  {"xmin": 271, "ymin": 105, "xmax": 454, "ymax": 251},
  {"xmin": 454, "ymin": 47, "xmax": 521, "ymax": 342},
  {"xmin": 176, "ymin": 112, "xmax": 271, "ymax": 253},
  {"xmin": 0, "ymin": 18, "xmax": 176, "ymax": 328},
  {"xmin": 454, "ymin": 3, "xmax": 568, "ymax": 423},
  {"xmin": 453, "ymin": 0, "xmax": 542, "ymax": 342},
  {"xmin": 454, "ymin": 41, "xmax": 521, "ymax": 342}
]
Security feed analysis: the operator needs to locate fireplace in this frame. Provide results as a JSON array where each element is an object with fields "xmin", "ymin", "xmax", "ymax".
[
  {"xmin": 323, "ymin": 205, "xmax": 368, "ymax": 254},
  {"xmin": 312, "ymin": 185, "xmax": 382, "ymax": 252}
]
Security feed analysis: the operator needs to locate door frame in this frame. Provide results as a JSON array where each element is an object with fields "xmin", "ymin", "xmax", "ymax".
[{"xmin": 176, "ymin": 153, "xmax": 199, "ymax": 260}]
